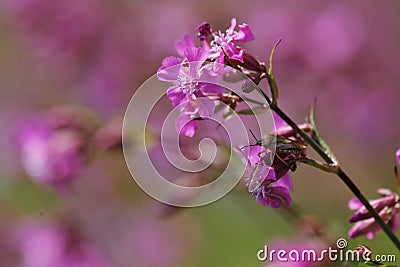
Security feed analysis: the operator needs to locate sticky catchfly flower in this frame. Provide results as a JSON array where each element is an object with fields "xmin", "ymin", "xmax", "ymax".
[
  {"xmin": 236, "ymin": 145, "xmax": 292, "ymax": 208},
  {"xmin": 157, "ymin": 46, "xmax": 223, "ymax": 137}
]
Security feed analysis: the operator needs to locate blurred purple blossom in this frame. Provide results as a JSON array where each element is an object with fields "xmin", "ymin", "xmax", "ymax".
[
  {"xmin": 14, "ymin": 106, "xmax": 95, "ymax": 189},
  {"xmin": 13, "ymin": 220, "xmax": 112, "ymax": 267},
  {"xmin": 1, "ymin": 0, "xmax": 137, "ymax": 116},
  {"xmin": 348, "ymin": 188, "xmax": 400, "ymax": 239}
]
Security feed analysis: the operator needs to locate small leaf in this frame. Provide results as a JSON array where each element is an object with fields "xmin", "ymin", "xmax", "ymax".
[
  {"xmin": 237, "ymin": 107, "xmax": 267, "ymax": 115},
  {"xmin": 310, "ymin": 99, "xmax": 338, "ymax": 165},
  {"xmin": 222, "ymin": 106, "xmax": 235, "ymax": 121},
  {"xmin": 268, "ymin": 38, "xmax": 282, "ymax": 107}
]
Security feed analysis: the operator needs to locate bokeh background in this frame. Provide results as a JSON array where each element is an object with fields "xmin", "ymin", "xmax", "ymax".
[{"xmin": 1, "ymin": 0, "xmax": 400, "ymax": 266}]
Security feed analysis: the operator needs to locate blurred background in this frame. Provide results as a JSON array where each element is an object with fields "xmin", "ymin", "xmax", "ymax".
[{"xmin": 0, "ymin": 0, "xmax": 400, "ymax": 266}]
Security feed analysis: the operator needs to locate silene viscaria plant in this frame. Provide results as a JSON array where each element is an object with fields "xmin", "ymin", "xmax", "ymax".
[{"xmin": 156, "ymin": 18, "xmax": 400, "ymax": 264}]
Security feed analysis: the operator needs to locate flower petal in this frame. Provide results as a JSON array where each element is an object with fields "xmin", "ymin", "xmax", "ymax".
[
  {"xmin": 157, "ymin": 57, "xmax": 182, "ymax": 81},
  {"xmin": 274, "ymin": 173, "xmax": 293, "ymax": 191},
  {"xmin": 184, "ymin": 47, "xmax": 208, "ymax": 78},
  {"xmin": 233, "ymin": 23, "xmax": 255, "ymax": 42},
  {"xmin": 166, "ymin": 86, "xmax": 187, "ymax": 107},
  {"xmin": 174, "ymin": 34, "xmax": 195, "ymax": 57},
  {"xmin": 228, "ymin": 18, "xmax": 237, "ymax": 33},
  {"xmin": 184, "ymin": 47, "xmax": 208, "ymax": 63},
  {"xmin": 196, "ymin": 96, "xmax": 215, "ymax": 118},
  {"xmin": 391, "ymin": 214, "xmax": 400, "ymax": 232},
  {"xmin": 247, "ymin": 146, "xmax": 264, "ymax": 166},
  {"xmin": 175, "ymin": 113, "xmax": 198, "ymax": 137},
  {"xmin": 348, "ymin": 197, "xmax": 363, "ymax": 210},
  {"xmin": 224, "ymin": 43, "xmax": 244, "ymax": 63},
  {"xmin": 269, "ymin": 185, "xmax": 292, "ymax": 207}
]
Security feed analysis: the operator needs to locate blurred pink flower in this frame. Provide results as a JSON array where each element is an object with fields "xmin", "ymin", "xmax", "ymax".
[
  {"xmin": 13, "ymin": 220, "xmax": 112, "ymax": 267},
  {"xmin": 396, "ymin": 148, "xmax": 400, "ymax": 165},
  {"xmin": 2, "ymin": 0, "xmax": 107, "ymax": 61},
  {"xmin": 14, "ymin": 106, "xmax": 94, "ymax": 189},
  {"xmin": 302, "ymin": 3, "xmax": 365, "ymax": 71},
  {"xmin": 2, "ymin": 0, "xmax": 138, "ymax": 116}
]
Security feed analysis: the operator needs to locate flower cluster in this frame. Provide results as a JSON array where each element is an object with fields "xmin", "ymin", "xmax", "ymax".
[
  {"xmin": 348, "ymin": 188, "xmax": 400, "ymax": 239},
  {"xmin": 197, "ymin": 19, "xmax": 261, "ymax": 73},
  {"xmin": 157, "ymin": 18, "xmax": 261, "ymax": 137}
]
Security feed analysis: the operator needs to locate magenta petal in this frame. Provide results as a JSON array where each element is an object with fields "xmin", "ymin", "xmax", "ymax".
[
  {"xmin": 273, "ymin": 112, "xmax": 288, "ymax": 133},
  {"xmin": 223, "ymin": 42, "xmax": 239, "ymax": 56},
  {"xmin": 200, "ymin": 83, "xmax": 224, "ymax": 94},
  {"xmin": 255, "ymin": 165, "xmax": 274, "ymax": 184},
  {"xmin": 229, "ymin": 18, "xmax": 237, "ymax": 32},
  {"xmin": 264, "ymin": 166, "xmax": 276, "ymax": 182},
  {"xmin": 275, "ymin": 172, "xmax": 293, "ymax": 191},
  {"xmin": 256, "ymin": 185, "xmax": 291, "ymax": 208},
  {"xmin": 228, "ymin": 48, "xmax": 244, "ymax": 63},
  {"xmin": 184, "ymin": 47, "xmax": 208, "ymax": 63},
  {"xmin": 166, "ymin": 86, "xmax": 187, "ymax": 107},
  {"xmin": 215, "ymin": 52, "xmax": 225, "ymax": 72},
  {"xmin": 247, "ymin": 146, "xmax": 263, "ymax": 166},
  {"xmin": 157, "ymin": 57, "xmax": 182, "ymax": 81},
  {"xmin": 266, "ymin": 196, "xmax": 283, "ymax": 208},
  {"xmin": 377, "ymin": 188, "xmax": 393, "ymax": 197},
  {"xmin": 391, "ymin": 214, "xmax": 400, "ymax": 232},
  {"xmin": 196, "ymin": 97, "xmax": 215, "ymax": 118},
  {"xmin": 184, "ymin": 47, "xmax": 208, "ymax": 78},
  {"xmin": 348, "ymin": 197, "xmax": 363, "ymax": 210},
  {"xmin": 348, "ymin": 218, "xmax": 377, "ymax": 239},
  {"xmin": 233, "ymin": 23, "xmax": 255, "ymax": 42},
  {"xmin": 269, "ymin": 186, "xmax": 292, "ymax": 207},
  {"xmin": 174, "ymin": 34, "xmax": 195, "ymax": 57},
  {"xmin": 175, "ymin": 113, "xmax": 197, "ymax": 137},
  {"xmin": 259, "ymin": 194, "xmax": 282, "ymax": 208}
]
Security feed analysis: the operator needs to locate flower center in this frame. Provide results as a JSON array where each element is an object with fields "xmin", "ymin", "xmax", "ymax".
[{"xmin": 177, "ymin": 66, "xmax": 199, "ymax": 95}]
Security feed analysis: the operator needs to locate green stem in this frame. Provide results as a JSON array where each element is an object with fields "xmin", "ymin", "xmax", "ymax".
[{"xmin": 299, "ymin": 158, "xmax": 338, "ymax": 173}]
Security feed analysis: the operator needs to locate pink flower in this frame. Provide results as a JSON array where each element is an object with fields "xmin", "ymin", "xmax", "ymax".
[
  {"xmin": 236, "ymin": 145, "xmax": 292, "ymax": 208},
  {"xmin": 157, "ymin": 46, "xmax": 223, "ymax": 137},
  {"xmin": 200, "ymin": 18, "xmax": 255, "ymax": 64},
  {"xmin": 348, "ymin": 188, "xmax": 400, "ymax": 239},
  {"xmin": 396, "ymin": 148, "xmax": 400, "ymax": 165}
]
